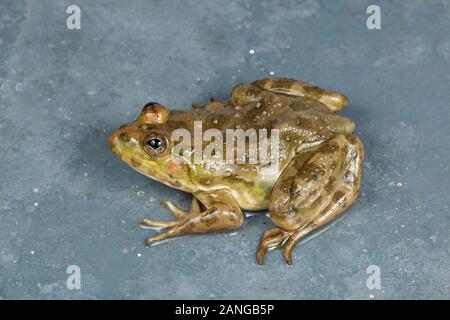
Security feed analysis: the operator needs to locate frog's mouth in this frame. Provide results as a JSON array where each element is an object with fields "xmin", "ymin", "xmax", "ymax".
[
  {"xmin": 108, "ymin": 131, "xmax": 119, "ymax": 150},
  {"xmin": 109, "ymin": 131, "xmax": 143, "ymax": 166},
  {"xmin": 109, "ymin": 131, "xmax": 127, "ymax": 158}
]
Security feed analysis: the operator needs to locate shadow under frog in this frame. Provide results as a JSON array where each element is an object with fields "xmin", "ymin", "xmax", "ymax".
[{"xmin": 109, "ymin": 77, "xmax": 364, "ymax": 265}]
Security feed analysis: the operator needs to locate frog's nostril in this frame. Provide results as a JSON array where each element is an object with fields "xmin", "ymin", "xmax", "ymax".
[{"xmin": 120, "ymin": 132, "xmax": 129, "ymax": 141}]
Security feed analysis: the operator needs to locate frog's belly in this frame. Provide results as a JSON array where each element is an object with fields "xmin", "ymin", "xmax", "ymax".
[
  {"xmin": 197, "ymin": 181, "xmax": 272, "ymax": 211},
  {"xmin": 230, "ymin": 188, "xmax": 270, "ymax": 211},
  {"xmin": 225, "ymin": 166, "xmax": 289, "ymax": 210},
  {"xmin": 228, "ymin": 177, "xmax": 277, "ymax": 210}
]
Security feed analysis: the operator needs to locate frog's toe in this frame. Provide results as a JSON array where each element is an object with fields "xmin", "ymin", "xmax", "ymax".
[
  {"xmin": 161, "ymin": 197, "xmax": 202, "ymax": 218},
  {"xmin": 138, "ymin": 218, "xmax": 181, "ymax": 229},
  {"xmin": 145, "ymin": 235, "xmax": 162, "ymax": 247},
  {"xmin": 257, "ymin": 227, "xmax": 307, "ymax": 265},
  {"xmin": 144, "ymin": 224, "xmax": 185, "ymax": 246},
  {"xmin": 256, "ymin": 227, "xmax": 291, "ymax": 265},
  {"xmin": 189, "ymin": 197, "xmax": 202, "ymax": 214},
  {"xmin": 283, "ymin": 238, "xmax": 296, "ymax": 266},
  {"xmin": 161, "ymin": 201, "xmax": 188, "ymax": 218}
]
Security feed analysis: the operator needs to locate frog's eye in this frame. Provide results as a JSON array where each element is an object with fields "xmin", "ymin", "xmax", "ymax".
[
  {"xmin": 141, "ymin": 102, "xmax": 170, "ymax": 124},
  {"xmin": 148, "ymin": 138, "xmax": 163, "ymax": 149},
  {"xmin": 143, "ymin": 134, "xmax": 168, "ymax": 157},
  {"xmin": 142, "ymin": 102, "xmax": 158, "ymax": 112}
]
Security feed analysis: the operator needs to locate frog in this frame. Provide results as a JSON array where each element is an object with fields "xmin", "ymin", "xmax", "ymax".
[{"xmin": 109, "ymin": 78, "xmax": 364, "ymax": 265}]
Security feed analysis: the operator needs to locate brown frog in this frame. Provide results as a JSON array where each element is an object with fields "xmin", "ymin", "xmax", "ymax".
[{"xmin": 109, "ymin": 78, "xmax": 364, "ymax": 265}]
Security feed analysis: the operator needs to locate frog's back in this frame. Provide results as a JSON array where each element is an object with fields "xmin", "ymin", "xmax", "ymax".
[
  {"xmin": 182, "ymin": 80, "xmax": 356, "ymax": 210},
  {"xmin": 192, "ymin": 91, "xmax": 354, "ymax": 150}
]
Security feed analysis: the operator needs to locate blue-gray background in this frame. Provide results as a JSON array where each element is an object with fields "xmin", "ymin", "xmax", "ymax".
[{"xmin": 0, "ymin": 0, "xmax": 448, "ymax": 299}]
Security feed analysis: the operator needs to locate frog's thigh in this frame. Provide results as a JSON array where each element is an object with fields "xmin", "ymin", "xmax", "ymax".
[
  {"xmin": 145, "ymin": 190, "xmax": 244, "ymax": 246},
  {"xmin": 252, "ymin": 77, "xmax": 349, "ymax": 112},
  {"xmin": 270, "ymin": 134, "xmax": 363, "ymax": 229},
  {"xmin": 264, "ymin": 134, "xmax": 363, "ymax": 263}
]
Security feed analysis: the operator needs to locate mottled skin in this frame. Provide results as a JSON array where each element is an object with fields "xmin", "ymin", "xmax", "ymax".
[{"xmin": 109, "ymin": 78, "xmax": 364, "ymax": 265}]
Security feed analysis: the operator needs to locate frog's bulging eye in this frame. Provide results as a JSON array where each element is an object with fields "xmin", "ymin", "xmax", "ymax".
[
  {"xmin": 141, "ymin": 102, "xmax": 170, "ymax": 124},
  {"xmin": 148, "ymin": 138, "xmax": 163, "ymax": 149},
  {"xmin": 143, "ymin": 134, "xmax": 168, "ymax": 157},
  {"xmin": 142, "ymin": 102, "xmax": 158, "ymax": 112}
]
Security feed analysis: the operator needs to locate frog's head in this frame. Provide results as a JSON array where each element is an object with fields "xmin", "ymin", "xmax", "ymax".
[{"xmin": 109, "ymin": 102, "xmax": 194, "ymax": 191}]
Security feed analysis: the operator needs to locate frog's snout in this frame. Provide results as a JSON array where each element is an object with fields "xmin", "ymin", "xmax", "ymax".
[
  {"xmin": 108, "ymin": 130, "xmax": 121, "ymax": 149},
  {"xmin": 108, "ymin": 131, "xmax": 117, "ymax": 148},
  {"xmin": 109, "ymin": 124, "xmax": 132, "ymax": 147}
]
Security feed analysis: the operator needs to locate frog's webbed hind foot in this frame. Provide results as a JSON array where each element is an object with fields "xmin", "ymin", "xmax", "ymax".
[
  {"xmin": 256, "ymin": 225, "xmax": 324, "ymax": 265},
  {"xmin": 256, "ymin": 227, "xmax": 316, "ymax": 265},
  {"xmin": 140, "ymin": 190, "xmax": 244, "ymax": 247},
  {"xmin": 256, "ymin": 227, "xmax": 290, "ymax": 265},
  {"xmin": 258, "ymin": 133, "xmax": 364, "ymax": 265}
]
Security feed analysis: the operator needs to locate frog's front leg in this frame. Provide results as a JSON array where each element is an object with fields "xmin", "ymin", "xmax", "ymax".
[
  {"xmin": 139, "ymin": 197, "xmax": 201, "ymax": 227},
  {"xmin": 162, "ymin": 197, "xmax": 202, "ymax": 218},
  {"xmin": 257, "ymin": 133, "xmax": 364, "ymax": 265},
  {"xmin": 140, "ymin": 190, "xmax": 244, "ymax": 246}
]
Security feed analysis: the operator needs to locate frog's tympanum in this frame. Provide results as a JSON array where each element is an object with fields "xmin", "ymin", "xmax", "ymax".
[{"xmin": 109, "ymin": 78, "xmax": 364, "ymax": 265}]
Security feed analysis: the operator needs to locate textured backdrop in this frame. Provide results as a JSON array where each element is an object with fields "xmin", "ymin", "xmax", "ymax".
[{"xmin": 0, "ymin": 0, "xmax": 449, "ymax": 299}]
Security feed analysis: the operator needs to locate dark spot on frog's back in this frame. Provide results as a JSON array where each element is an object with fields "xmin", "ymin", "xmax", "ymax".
[
  {"xmin": 303, "ymin": 85, "xmax": 323, "ymax": 96},
  {"xmin": 293, "ymin": 117, "xmax": 312, "ymax": 128},
  {"xmin": 346, "ymin": 133, "xmax": 357, "ymax": 144},
  {"xmin": 263, "ymin": 78, "xmax": 292, "ymax": 89},
  {"xmin": 242, "ymin": 85, "xmax": 261, "ymax": 97},
  {"xmin": 301, "ymin": 161, "xmax": 321, "ymax": 177},
  {"xmin": 320, "ymin": 142, "xmax": 339, "ymax": 154}
]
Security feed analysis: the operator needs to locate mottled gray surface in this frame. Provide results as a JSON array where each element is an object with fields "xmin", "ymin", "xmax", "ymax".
[{"xmin": 0, "ymin": 0, "xmax": 449, "ymax": 299}]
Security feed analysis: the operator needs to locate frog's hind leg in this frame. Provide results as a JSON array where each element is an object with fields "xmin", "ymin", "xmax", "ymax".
[
  {"xmin": 257, "ymin": 133, "xmax": 364, "ymax": 265},
  {"xmin": 142, "ymin": 190, "xmax": 244, "ymax": 246},
  {"xmin": 252, "ymin": 78, "xmax": 349, "ymax": 112}
]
